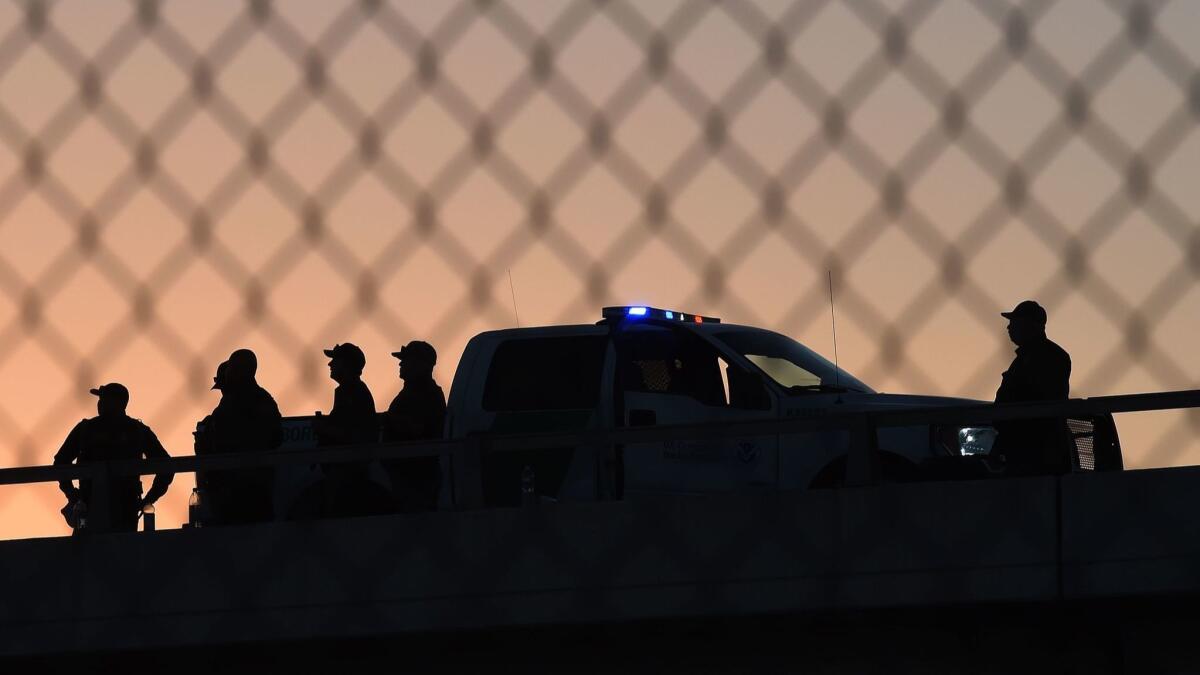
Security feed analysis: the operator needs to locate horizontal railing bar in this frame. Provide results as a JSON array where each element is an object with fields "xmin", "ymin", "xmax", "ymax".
[
  {"xmin": 1, "ymin": 389, "xmax": 1197, "ymax": 488},
  {"xmin": 874, "ymin": 389, "xmax": 1200, "ymax": 426},
  {"xmin": 0, "ymin": 463, "xmax": 98, "ymax": 484},
  {"xmin": 0, "ymin": 440, "xmax": 463, "ymax": 487}
]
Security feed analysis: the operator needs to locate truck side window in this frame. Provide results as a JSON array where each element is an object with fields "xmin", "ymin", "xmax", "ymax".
[
  {"xmin": 620, "ymin": 329, "xmax": 771, "ymax": 410},
  {"xmin": 482, "ymin": 336, "xmax": 607, "ymax": 412}
]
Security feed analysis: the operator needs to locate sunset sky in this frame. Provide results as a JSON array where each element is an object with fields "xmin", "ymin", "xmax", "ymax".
[{"xmin": 0, "ymin": 0, "xmax": 1198, "ymax": 539}]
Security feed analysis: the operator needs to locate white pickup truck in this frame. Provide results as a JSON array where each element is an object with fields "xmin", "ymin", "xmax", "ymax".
[
  {"xmin": 269, "ymin": 306, "xmax": 1116, "ymax": 512},
  {"xmin": 442, "ymin": 305, "xmax": 1006, "ymax": 507}
]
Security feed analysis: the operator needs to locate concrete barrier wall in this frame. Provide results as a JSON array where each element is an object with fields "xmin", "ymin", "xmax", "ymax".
[
  {"xmin": 0, "ymin": 477, "xmax": 1065, "ymax": 657},
  {"xmin": 1063, "ymin": 466, "xmax": 1200, "ymax": 598}
]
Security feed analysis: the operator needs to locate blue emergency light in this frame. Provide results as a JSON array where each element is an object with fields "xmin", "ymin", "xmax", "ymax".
[{"xmin": 601, "ymin": 306, "xmax": 721, "ymax": 323}]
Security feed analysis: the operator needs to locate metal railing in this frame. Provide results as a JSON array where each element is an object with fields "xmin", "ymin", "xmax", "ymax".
[{"xmin": 3, "ymin": 388, "xmax": 1199, "ymax": 535}]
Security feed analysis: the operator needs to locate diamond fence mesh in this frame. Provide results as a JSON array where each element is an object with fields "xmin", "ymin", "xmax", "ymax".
[{"xmin": 0, "ymin": 0, "xmax": 1198, "ymax": 537}]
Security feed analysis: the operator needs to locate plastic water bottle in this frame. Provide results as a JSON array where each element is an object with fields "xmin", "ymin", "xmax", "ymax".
[
  {"xmin": 521, "ymin": 464, "xmax": 536, "ymax": 507},
  {"xmin": 189, "ymin": 487, "xmax": 204, "ymax": 528},
  {"xmin": 142, "ymin": 503, "xmax": 155, "ymax": 532}
]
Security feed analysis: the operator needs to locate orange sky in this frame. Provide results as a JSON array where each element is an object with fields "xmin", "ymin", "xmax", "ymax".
[{"xmin": 1, "ymin": 1, "xmax": 1198, "ymax": 539}]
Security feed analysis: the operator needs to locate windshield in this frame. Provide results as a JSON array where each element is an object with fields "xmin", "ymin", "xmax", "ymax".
[{"xmin": 714, "ymin": 330, "xmax": 874, "ymax": 394}]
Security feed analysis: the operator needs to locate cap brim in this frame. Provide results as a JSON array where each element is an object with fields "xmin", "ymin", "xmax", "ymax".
[
  {"xmin": 1000, "ymin": 311, "xmax": 1015, "ymax": 318},
  {"xmin": 89, "ymin": 388, "xmax": 101, "ymax": 396},
  {"xmin": 322, "ymin": 349, "xmax": 337, "ymax": 358},
  {"xmin": 391, "ymin": 351, "xmax": 404, "ymax": 359}
]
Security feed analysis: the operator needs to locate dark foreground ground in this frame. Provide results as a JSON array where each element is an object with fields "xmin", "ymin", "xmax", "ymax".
[{"xmin": 7, "ymin": 597, "xmax": 1196, "ymax": 674}]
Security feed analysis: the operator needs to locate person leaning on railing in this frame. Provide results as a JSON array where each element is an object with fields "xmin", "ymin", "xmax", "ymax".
[
  {"xmin": 194, "ymin": 349, "xmax": 284, "ymax": 525},
  {"xmin": 53, "ymin": 383, "xmax": 174, "ymax": 533},
  {"xmin": 993, "ymin": 300, "xmax": 1072, "ymax": 476},
  {"xmin": 193, "ymin": 359, "xmax": 228, "ymax": 502},
  {"xmin": 382, "ymin": 340, "xmax": 446, "ymax": 513},
  {"xmin": 288, "ymin": 342, "xmax": 391, "ymax": 520}
]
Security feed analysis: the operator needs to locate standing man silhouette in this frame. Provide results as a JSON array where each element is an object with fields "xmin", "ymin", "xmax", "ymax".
[
  {"xmin": 309, "ymin": 342, "xmax": 388, "ymax": 517},
  {"xmin": 382, "ymin": 341, "xmax": 446, "ymax": 512},
  {"xmin": 994, "ymin": 300, "xmax": 1072, "ymax": 475},
  {"xmin": 193, "ymin": 360, "xmax": 227, "ymax": 514},
  {"xmin": 54, "ymin": 383, "xmax": 174, "ymax": 532},
  {"xmin": 314, "ymin": 343, "xmax": 378, "ymax": 450},
  {"xmin": 195, "ymin": 349, "xmax": 284, "ymax": 525}
]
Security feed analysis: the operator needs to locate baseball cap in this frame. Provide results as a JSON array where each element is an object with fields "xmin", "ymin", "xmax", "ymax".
[
  {"xmin": 323, "ymin": 342, "xmax": 366, "ymax": 370},
  {"xmin": 1001, "ymin": 300, "xmax": 1047, "ymax": 324},
  {"xmin": 391, "ymin": 340, "xmax": 437, "ymax": 366},
  {"xmin": 89, "ymin": 382, "xmax": 129, "ymax": 406}
]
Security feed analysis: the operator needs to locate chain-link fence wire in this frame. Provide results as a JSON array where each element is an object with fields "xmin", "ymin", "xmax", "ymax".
[{"xmin": 0, "ymin": 0, "xmax": 1197, "ymax": 537}]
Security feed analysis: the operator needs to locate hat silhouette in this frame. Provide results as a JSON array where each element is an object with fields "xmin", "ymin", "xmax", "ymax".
[
  {"xmin": 392, "ymin": 340, "xmax": 436, "ymax": 366},
  {"xmin": 89, "ymin": 382, "xmax": 129, "ymax": 406},
  {"xmin": 323, "ymin": 343, "xmax": 366, "ymax": 371},
  {"xmin": 1001, "ymin": 300, "xmax": 1047, "ymax": 324}
]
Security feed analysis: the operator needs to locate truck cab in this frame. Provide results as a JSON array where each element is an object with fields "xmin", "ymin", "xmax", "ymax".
[{"xmin": 445, "ymin": 306, "xmax": 998, "ymax": 506}]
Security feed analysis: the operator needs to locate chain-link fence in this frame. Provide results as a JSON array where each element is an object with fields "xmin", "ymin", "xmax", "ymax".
[{"xmin": 0, "ymin": 0, "xmax": 1197, "ymax": 537}]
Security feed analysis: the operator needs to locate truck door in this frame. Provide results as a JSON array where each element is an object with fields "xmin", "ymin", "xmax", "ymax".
[
  {"xmin": 615, "ymin": 325, "xmax": 778, "ymax": 496},
  {"xmin": 475, "ymin": 333, "xmax": 609, "ymax": 506}
]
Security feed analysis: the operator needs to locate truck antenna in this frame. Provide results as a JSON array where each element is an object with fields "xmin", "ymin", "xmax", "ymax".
[
  {"xmin": 507, "ymin": 268, "xmax": 521, "ymax": 328},
  {"xmin": 828, "ymin": 269, "xmax": 842, "ymax": 402}
]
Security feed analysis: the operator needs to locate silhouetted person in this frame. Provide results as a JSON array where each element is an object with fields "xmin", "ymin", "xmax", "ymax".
[
  {"xmin": 994, "ymin": 300, "xmax": 1072, "ymax": 475},
  {"xmin": 195, "ymin": 350, "xmax": 284, "ymax": 525},
  {"xmin": 382, "ymin": 341, "xmax": 446, "ymax": 512},
  {"xmin": 314, "ymin": 343, "xmax": 378, "ymax": 450},
  {"xmin": 212, "ymin": 360, "xmax": 229, "ymax": 390},
  {"xmin": 54, "ymin": 383, "xmax": 173, "ymax": 533},
  {"xmin": 193, "ymin": 360, "xmax": 227, "ymax": 504},
  {"xmin": 293, "ymin": 343, "xmax": 389, "ymax": 519}
]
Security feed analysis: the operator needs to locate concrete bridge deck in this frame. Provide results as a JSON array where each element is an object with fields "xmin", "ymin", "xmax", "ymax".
[{"xmin": 3, "ymin": 467, "xmax": 1200, "ymax": 672}]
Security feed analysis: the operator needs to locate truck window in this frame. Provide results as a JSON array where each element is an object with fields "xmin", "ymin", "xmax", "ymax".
[
  {"xmin": 482, "ymin": 336, "xmax": 607, "ymax": 411},
  {"xmin": 715, "ymin": 330, "xmax": 874, "ymax": 393},
  {"xmin": 743, "ymin": 354, "xmax": 820, "ymax": 388},
  {"xmin": 619, "ymin": 329, "xmax": 770, "ymax": 410}
]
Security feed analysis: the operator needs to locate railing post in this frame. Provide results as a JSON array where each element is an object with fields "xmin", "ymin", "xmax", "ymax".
[{"xmin": 845, "ymin": 413, "xmax": 879, "ymax": 487}]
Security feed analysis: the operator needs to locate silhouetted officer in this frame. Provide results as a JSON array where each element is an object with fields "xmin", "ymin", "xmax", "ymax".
[
  {"xmin": 54, "ymin": 383, "xmax": 174, "ymax": 533},
  {"xmin": 195, "ymin": 350, "xmax": 284, "ymax": 525},
  {"xmin": 194, "ymin": 360, "xmax": 227, "ymax": 502},
  {"xmin": 302, "ymin": 343, "xmax": 389, "ymax": 518},
  {"xmin": 994, "ymin": 300, "xmax": 1072, "ymax": 475},
  {"xmin": 382, "ymin": 341, "xmax": 446, "ymax": 512},
  {"xmin": 314, "ymin": 343, "xmax": 378, "ymax": 450},
  {"xmin": 212, "ymin": 360, "xmax": 229, "ymax": 390}
]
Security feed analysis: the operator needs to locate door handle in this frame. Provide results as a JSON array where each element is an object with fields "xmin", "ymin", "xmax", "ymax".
[{"xmin": 629, "ymin": 409, "xmax": 657, "ymax": 426}]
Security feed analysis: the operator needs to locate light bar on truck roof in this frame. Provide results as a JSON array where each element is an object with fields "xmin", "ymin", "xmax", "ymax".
[{"xmin": 601, "ymin": 306, "xmax": 721, "ymax": 324}]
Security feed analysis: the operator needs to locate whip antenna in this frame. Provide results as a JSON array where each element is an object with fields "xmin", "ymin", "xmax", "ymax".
[
  {"xmin": 507, "ymin": 268, "xmax": 521, "ymax": 328},
  {"xmin": 828, "ymin": 269, "xmax": 842, "ymax": 400}
]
